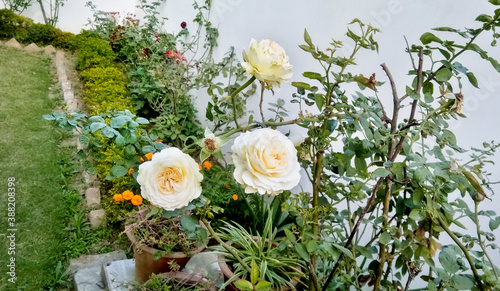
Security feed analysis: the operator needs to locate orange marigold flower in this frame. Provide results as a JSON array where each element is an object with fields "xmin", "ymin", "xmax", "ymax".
[
  {"xmin": 203, "ymin": 160, "xmax": 212, "ymax": 170},
  {"xmin": 131, "ymin": 195, "xmax": 143, "ymax": 206},
  {"xmin": 122, "ymin": 190, "xmax": 134, "ymax": 200},
  {"xmin": 128, "ymin": 168, "xmax": 134, "ymax": 175},
  {"xmin": 224, "ymin": 184, "xmax": 230, "ymax": 189},
  {"xmin": 155, "ymin": 139, "xmax": 163, "ymax": 143},
  {"xmin": 232, "ymin": 194, "xmax": 238, "ymax": 201},
  {"xmin": 140, "ymin": 157, "xmax": 144, "ymax": 162},
  {"xmin": 145, "ymin": 152, "xmax": 154, "ymax": 160},
  {"xmin": 199, "ymin": 165, "xmax": 202, "ymax": 170},
  {"xmin": 113, "ymin": 194, "xmax": 123, "ymax": 202}
]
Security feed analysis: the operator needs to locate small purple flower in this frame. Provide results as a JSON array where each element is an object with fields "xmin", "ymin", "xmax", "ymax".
[{"xmin": 181, "ymin": 21, "xmax": 187, "ymax": 29}]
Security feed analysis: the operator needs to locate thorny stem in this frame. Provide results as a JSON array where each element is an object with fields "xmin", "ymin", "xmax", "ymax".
[
  {"xmin": 259, "ymin": 82, "xmax": 266, "ymax": 122},
  {"xmin": 201, "ymin": 218, "xmax": 252, "ymax": 273},
  {"xmin": 475, "ymin": 202, "xmax": 498, "ymax": 279},
  {"xmin": 321, "ymin": 177, "xmax": 385, "ymax": 291},
  {"xmin": 230, "ymin": 76, "xmax": 256, "ymax": 128},
  {"xmin": 437, "ymin": 215, "xmax": 484, "ymax": 290},
  {"xmin": 374, "ymin": 179, "xmax": 393, "ymax": 291}
]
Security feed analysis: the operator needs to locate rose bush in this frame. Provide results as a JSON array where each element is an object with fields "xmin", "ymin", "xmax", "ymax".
[
  {"xmin": 137, "ymin": 147, "xmax": 203, "ymax": 210},
  {"xmin": 231, "ymin": 128, "xmax": 301, "ymax": 195},
  {"xmin": 241, "ymin": 38, "xmax": 293, "ymax": 91}
]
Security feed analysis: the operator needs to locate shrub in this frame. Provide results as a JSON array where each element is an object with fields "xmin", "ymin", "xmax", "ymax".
[
  {"xmin": 16, "ymin": 23, "xmax": 76, "ymax": 49},
  {"xmin": 0, "ymin": 8, "xmax": 33, "ymax": 39},
  {"xmin": 80, "ymin": 67, "xmax": 124, "ymax": 84},
  {"xmin": 75, "ymin": 37, "xmax": 115, "ymax": 71}
]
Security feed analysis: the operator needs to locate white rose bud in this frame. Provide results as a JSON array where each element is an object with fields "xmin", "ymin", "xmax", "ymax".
[
  {"xmin": 241, "ymin": 39, "xmax": 293, "ymax": 91},
  {"xmin": 231, "ymin": 128, "xmax": 301, "ymax": 195},
  {"xmin": 137, "ymin": 147, "xmax": 203, "ymax": 211}
]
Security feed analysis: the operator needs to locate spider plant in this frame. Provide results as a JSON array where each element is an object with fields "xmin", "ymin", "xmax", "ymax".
[{"xmin": 213, "ymin": 207, "xmax": 306, "ymax": 290}]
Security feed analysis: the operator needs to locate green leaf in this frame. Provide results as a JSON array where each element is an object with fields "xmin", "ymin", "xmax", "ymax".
[
  {"xmin": 291, "ymin": 82, "xmax": 311, "ymax": 90},
  {"xmin": 180, "ymin": 215, "xmax": 198, "ymax": 232},
  {"xmin": 304, "ymin": 29, "xmax": 313, "ymax": 47},
  {"xmin": 315, "ymin": 94, "xmax": 324, "ymax": 110},
  {"xmin": 142, "ymin": 145, "xmax": 155, "ymax": 154},
  {"xmin": 439, "ymin": 246, "xmax": 460, "ymax": 274},
  {"xmin": 355, "ymin": 245, "xmax": 373, "ymax": 259},
  {"xmin": 152, "ymin": 250, "xmax": 163, "ymax": 260},
  {"xmin": 332, "ymin": 243, "xmax": 355, "ymax": 260},
  {"xmin": 435, "ymin": 68, "xmax": 453, "ymax": 82},
  {"xmin": 355, "ymin": 156, "xmax": 368, "ymax": 177},
  {"xmin": 379, "ymin": 232, "xmax": 391, "ymax": 245},
  {"xmin": 466, "ymin": 72, "xmax": 479, "ymax": 88},
  {"xmin": 490, "ymin": 0, "xmax": 500, "ymax": 5},
  {"xmin": 326, "ymin": 119, "xmax": 338, "ymax": 134},
  {"xmin": 135, "ymin": 117, "xmax": 149, "ymax": 124},
  {"xmin": 451, "ymin": 274, "xmax": 474, "ymax": 289},
  {"xmin": 409, "ymin": 209, "xmax": 425, "ymax": 221},
  {"xmin": 423, "ymin": 82, "xmax": 434, "ymax": 103},
  {"xmin": 295, "ymin": 244, "xmax": 310, "ymax": 261},
  {"xmin": 303, "ymin": 71, "xmax": 322, "ymax": 81},
  {"xmin": 110, "ymin": 116, "xmax": 128, "ymax": 128},
  {"xmin": 373, "ymin": 168, "xmax": 391, "ymax": 178},
  {"xmin": 284, "ymin": 228, "xmax": 297, "ymax": 243},
  {"xmin": 307, "ymin": 240, "xmax": 319, "ymax": 253},
  {"xmin": 476, "ymin": 14, "xmax": 493, "ymax": 22},
  {"xmin": 489, "ymin": 218, "xmax": 500, "ymax": 231},
  {"xmin": 89, "ymin": 122, "xmax": 106, "ymax": 132},
  {"xmin": 489, "ymin": 57, "xmax": 500, "ymax": 73},
  {"xmin": 420, "ymin": 32, "xmax": 442, "ymax": 45},
  {"xmin": 234, "ymin": 279, "xmax": 253, "ymax": 291},
  {"xmin": 110, "ymin": 165, "xmax": 128, "ymax": 177},
  {"xmin": 250, "ymin": 259, "xmax": 259, "ymax": 285},
  {"xmin": 115, "ymin": 134, "xmax": 126, "ymax": 147},
  {"xmin": 255, "ymin": 281, "xmax": 272, "ymax": 291}
]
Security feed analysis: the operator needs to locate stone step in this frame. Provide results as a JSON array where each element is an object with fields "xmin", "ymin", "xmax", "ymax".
[
  {"xmin": 102, "ymin": 259, "xmax": 136, "ymax": 291},
  {"xmin": 74, "ymin": 266, "xmax": 105, "ymax": 291},
  {"xmin": 69, "ymin": 250, "xmax": 127, "ymax": 274}
]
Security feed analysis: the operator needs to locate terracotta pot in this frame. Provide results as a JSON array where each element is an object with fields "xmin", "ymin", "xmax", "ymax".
[
  {"xmin": 217, "ymin": 237, "xmax": 301, "ymax": 291},
  {"xmin": 124, "ymin": 223, "xmax": 206, "ymax": 284}
]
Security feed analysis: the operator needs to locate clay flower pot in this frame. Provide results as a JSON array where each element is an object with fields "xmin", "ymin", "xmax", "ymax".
[{"xmin": 124, "ymin": 223, "xmax": 207, "ymax": 283}]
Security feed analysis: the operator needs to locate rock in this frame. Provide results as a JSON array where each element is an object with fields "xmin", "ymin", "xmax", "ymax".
[
  {"xmin": 44, "ymin": 45, "xmax": 56, "ymax": 55},
  {"xmin": 24, "ymin": 43, "xmax": 41, "ymax": 54},
  {"xmin": 184, "ymin": 252, "xmax": 224, "ymax": 287},
  {"xmin": 5, "ymin": 38, "xmax": 23, "ymax": 50},
  {"xmin": 69, "ymin": 250, "xmax": 127, "ymax": 274},
  {"xmin": 85, "ymin": 188, "xmax": 101, "ymax": 207},
  {"xmin": 61, "ymin": 80, "xmax": 71, "ymax": 92},
  {"xmin": 102, "ymin": 259, "xmax": 136, "ymax": 291},
  {"xmin": 89, "ymin": 209, "xmax": 105, "ymax": 228},
  {"xmin": 73, "ymin": 267, "xmax": 105, "ymax": 291}
]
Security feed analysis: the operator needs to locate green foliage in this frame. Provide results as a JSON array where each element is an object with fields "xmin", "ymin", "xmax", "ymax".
[
  {"xmin": 16, "ymin": 22, "xmax": 76, "ymax": 49},
  {"xmin": 213, "ymin": 213, "xmax": 305, "ymax": 290},
  {"xmin": 1, "ymin": 0, "xmax": 32, "ymax": 14},
  {"xmin": 75, "ymin": 36, "xmax": 116, "ymax": 71},
  {"xmin": 0, "ymin": 8, "xmax": 33, "ymax": 39}
]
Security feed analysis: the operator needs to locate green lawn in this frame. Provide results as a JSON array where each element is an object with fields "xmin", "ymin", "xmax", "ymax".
[{"xmin": 0, "ymin": 47, "xmax": 68, "ymax": 290}]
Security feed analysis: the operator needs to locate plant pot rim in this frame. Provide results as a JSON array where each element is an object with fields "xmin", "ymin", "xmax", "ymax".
[{"xmin": 124, "ymin": 222, "xmax": 206, "ymax": 258}]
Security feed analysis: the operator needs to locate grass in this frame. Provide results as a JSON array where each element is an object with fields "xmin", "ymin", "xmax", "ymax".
[{"xmin": 0, "ymin": 47, "xmax": 76, "ymax": 290}]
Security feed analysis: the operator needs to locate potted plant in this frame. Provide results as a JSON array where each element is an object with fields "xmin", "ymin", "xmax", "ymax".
[
  {"xmin": 210, "ymin": 210, "xmax": 305, "ymax": 291},
  {"xmin": 125, "ymin": 206, "xmax": 208, "ymax": 283}
]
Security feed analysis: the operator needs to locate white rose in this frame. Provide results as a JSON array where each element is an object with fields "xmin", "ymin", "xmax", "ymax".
[
  {"xmin": 241, "ymin": 39, "xmax": 293, "ymax": 91},
  {"xmin": 137, "ymin": 147, "xmax": 203, "ymax": 211},
  {"xmin": 231, "ymin": 128, "xmax": 301, "ymax": 195}
]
